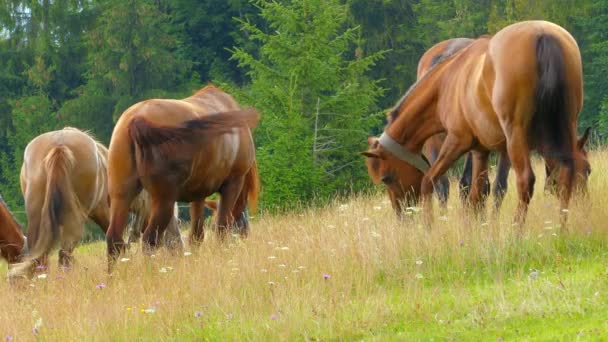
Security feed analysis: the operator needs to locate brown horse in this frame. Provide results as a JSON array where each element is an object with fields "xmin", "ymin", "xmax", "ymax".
[
  {"xmin": 362, "ymin": 20, "xmax": 590, "ymax": 225},
  {"xmin": 0, "ymin": 195, "xmax": 25, "ymax": 264},
  {"xmin": 9, "ymin": 127, "xmax": 111, "ymax": 278},
  {"xmin": 366, "ymin": 37, "xmax": 512, "ymax": 213},
  {"xmin": 105, "ymin": 85, "xmax": 259, "ymax": 268}
]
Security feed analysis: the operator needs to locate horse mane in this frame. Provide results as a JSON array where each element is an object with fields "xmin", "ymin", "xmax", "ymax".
[{"xmin": 388, "ymin": 37, "xmax": 484, "ymax": 123}]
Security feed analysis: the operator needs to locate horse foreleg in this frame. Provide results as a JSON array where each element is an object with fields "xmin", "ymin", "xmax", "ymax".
[
  {"xmin": 492, "ymin": 150, "xmax": 511, "ymax": 214},
  {"xmin": 506, "ymin": 129, "xmax": 535, "ymax": 226},
  {"xmin": 141, "ymin": 199, "xmax": 175, "ymax": 255},
  {"xmin": 459, "ymin": 152, "xmax": 473, "ymax": 204},
  {"xmin": 217, "ymin": 177, "xmax": 245, "ymax": 240},
  {"xmin": 421, "ymin": 134, "xmax": 471, "ymax": 226},
  {"xmin": 467, "ymin": 150, "xmax": 490, "ymax": 217}
]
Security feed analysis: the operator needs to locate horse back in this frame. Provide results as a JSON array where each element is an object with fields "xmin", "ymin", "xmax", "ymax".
[{"xmin": 488, "ymin": 21, "xmax": 583, "ymax": 114}]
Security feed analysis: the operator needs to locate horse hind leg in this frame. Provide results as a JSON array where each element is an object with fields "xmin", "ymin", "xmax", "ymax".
[
  {"xmin": 231, "ymin": 192, "xmax": 250, "ymax": 238},
  {"xmin": 217, "ymin": 177, "xmax": 246, "ymax": 240},
  {"xmin": 504, "ymin": 127, "xmax": 535, "ymax": 226},
  {"xmin": 141, "ymin": 198, "xmax": 175, "ymax": 255},
  {"xmin": 58, "ymin": 210, "xmax": 85, "ymax": 270}
]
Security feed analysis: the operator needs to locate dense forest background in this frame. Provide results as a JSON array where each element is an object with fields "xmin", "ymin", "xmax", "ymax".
[{"xmin": 0, "ymin": 0, "xmax": 606, "ymax": 225}]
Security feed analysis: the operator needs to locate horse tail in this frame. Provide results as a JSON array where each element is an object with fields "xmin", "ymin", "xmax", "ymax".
[
  {"xmin": 9, "ymin": 146, "xmax": 80, "ymax": 277},
  {"xmin": 128, "ymin": 109, "xmax": 259, "ymax": 174},
  {"xmin": 532, "ymin": 33, "xmax": 574, "ymax": 164},
  {"xmin": 243, "ymin": 160, "xmax": 259, "ymax": 214}
]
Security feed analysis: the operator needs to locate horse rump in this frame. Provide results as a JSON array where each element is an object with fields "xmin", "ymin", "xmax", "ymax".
[
  {"xmin": 128, "ymin": 108, "xmax": 259, "ymax": 172},
  {"xmin": 9, "ymin": 145, "xmax": 82, "ymax": 278}
]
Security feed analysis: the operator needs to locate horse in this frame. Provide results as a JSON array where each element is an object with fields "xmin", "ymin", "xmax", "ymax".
[
  {"xmin": 0, "ymin": 195, "xmax": 25, "ymax": 264},
  {"xmin": 361, "ymin": 20, "xmax": 590, "ymax": 225},
  {"xmin": 105, "ymin": 84, "xmax": 259, "ymax": 269},
  {"xmin": 365, "ymin": 37, "xmax": 512, "ymax": 213},
  {"xmin": 9, "ymin": 127, "xmax": 111, "ymax": 278}
]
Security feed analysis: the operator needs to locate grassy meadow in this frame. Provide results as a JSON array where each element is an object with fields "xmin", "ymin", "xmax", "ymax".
[{"xmin": 2, "ymin": 151, "xmax": 608, "ymax": 341}]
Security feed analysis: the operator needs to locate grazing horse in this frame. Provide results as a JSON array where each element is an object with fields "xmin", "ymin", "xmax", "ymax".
[
  {"xmin": 9, "ymin": 127, "xmax": 111, "ymax": 278},
  {"xmin": 0, "ymin": 195, "xmax": 25, "ymax": 264},
  {"xmin": 366, "ymin": 37, "xmax": 512, "ymax": 213},
  {"xmin": 361, "ymin": 20, "xmax": 590, "ymax": 225},
  {"xmin": 105, "ymin": 85, "xmax": 259, "ymax": 268}
]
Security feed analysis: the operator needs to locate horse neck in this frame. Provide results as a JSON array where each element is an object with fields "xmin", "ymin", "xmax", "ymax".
[{"xmin": 386, "ymin": 74, "xmax": 444, "ymax": 153}]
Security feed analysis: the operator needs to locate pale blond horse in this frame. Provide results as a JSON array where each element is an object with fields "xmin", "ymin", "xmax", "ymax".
[
  {"xmin": 9, "ymin": 127, "xmax": 110, "ymax": 277},
  {"xmin": 9, "ymin": 127, "xmax": 182, "ymax": 278}
]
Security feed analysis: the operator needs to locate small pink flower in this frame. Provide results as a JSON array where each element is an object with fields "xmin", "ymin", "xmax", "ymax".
[
  {"xmin": 96, "ymin": 283, "xmax": 106, "ymax": 289},
  {"xmin": 270, "ymin": 314, "xmax": 279, "ymax": 320},
  {"xmin": 323, "ymin": 274, "xmax": 331, "ymax": 280},
  {"xmin": 5, "ymin": 336, "xmax": 13, "ymax": 342},
  {"xmin": 194, "ymin": 311, "xmax": 202, "ymax": 318}
]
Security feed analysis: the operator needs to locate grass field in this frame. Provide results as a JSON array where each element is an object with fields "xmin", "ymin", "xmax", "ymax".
[{"xmin": 2, "ymin": 151, "xmax": 608, "ymax": 341}]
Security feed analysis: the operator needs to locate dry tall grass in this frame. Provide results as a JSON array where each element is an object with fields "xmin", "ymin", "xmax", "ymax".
[{"xmin": 1, "ymin": 151, "xmax": 608, "ymax": 341}]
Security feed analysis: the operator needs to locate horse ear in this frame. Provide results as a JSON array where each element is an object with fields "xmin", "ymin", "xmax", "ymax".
[
  {"xmin": 367, "ymin": 136, "xmax": 378, "ymax": 146},
  {"xmin": 577, "ymin": 126, "xmax": 591, "ymax": 150},
  {"xmin": 360, "ymin": 150, "xmax": 384, "ymax": 159}
]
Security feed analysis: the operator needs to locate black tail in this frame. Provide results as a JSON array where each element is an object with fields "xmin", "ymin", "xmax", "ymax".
[{"xmin": 532, "ymin": 34, "xmax": 573, "ymax": 164}]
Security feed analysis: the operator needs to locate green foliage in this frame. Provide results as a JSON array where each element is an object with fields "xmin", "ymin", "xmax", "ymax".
[
  {"xmin": 230, "ymin": 0, "xmax": 386, "ymax": 210},
  {"xmin": 574, "ymin": 1, "xmax": 608, "ymax": 132},
  {"xmin": 2, "ymin": 94, "xmax": 58, "ymax": 215},
  {"xmin": 86, "ymin": 0, "xmax": 192, "ymax": 108}
]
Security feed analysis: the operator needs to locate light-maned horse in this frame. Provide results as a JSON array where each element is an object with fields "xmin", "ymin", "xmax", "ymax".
[
  {"xmin": 362, "ymin": 20, "xmax": 590, "ymax": 225},
  {"xmin": 9, "ymin": 127, "xmax": 111, "ymax": 278},
  {"xmin": 0, "ymin": 195, "xmax": 25, "ymax": 264},
  {"xmin": 105, "ymin": 85, "xmax": 259, "ymax": 268}
]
